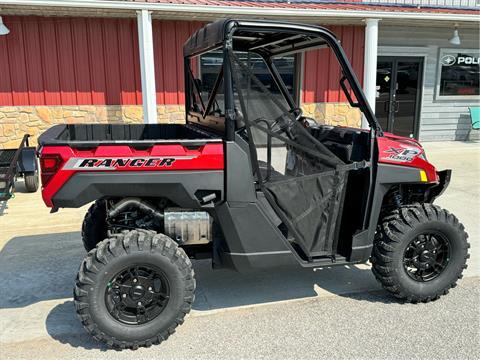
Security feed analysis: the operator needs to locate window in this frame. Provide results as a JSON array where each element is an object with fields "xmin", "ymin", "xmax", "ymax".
[
  {"xmin": 186, "ymin": 53, "xmax": 225, "ymax": 134},
  {"xmin": 437, "ymin": 48, "xmax": 480, "ymax": 100},
  {"xmin": 231, "ymin": 52, "xmax": 294, "ymax": 121},
  {"xmin": 199, "ymin": 51, "xmax": 297, "ymax": 110},
  {"xmin": 199, "ymin": 52, "xmax": 225, "ymax": 115}
]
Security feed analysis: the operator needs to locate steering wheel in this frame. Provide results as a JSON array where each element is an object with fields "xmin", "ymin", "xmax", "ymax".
[
  {"xmin": 252, "ymin": 108, "xmax": 303, "ymax": 139},
  {"xmin": 270, "ymin": 107, "xmax": 303, "ymax": 137}
]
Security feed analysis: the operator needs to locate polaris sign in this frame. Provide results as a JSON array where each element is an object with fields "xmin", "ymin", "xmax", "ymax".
[{"xmin": 441, "ymin": 54, "xmax": 480, "ymax": 66}]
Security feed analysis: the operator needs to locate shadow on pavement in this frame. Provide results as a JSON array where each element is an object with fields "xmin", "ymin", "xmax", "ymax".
[
  {"xmin": 0, "ymin": 232, "xmax": 84, "ymax": 308},
  {"xmin": 0, "ymin": 231, "xmax": 389, "ymax": 310},
  {"xmin": 46, "ymin": 301, "xmax": 109, "ymax": 351},
  {"xmin": 1, "ymin": 230, "xmax": 395, "ymax": 349}
]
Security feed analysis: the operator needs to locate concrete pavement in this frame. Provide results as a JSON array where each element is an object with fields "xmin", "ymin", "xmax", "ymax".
[
  {"xmin": 0, "ymin": 140, "xmax": 479, "ymax": 359},
  {"xmin": 1, "ymin": 277, "xmax": 479, "ymax": 360}
]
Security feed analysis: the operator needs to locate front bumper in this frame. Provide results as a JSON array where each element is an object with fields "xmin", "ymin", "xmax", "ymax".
[{"xmin": 426, "ymin": 169, "xmax": 452, "ymax": 202}]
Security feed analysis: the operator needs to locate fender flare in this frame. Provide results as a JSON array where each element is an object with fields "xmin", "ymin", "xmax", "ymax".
[{"xmin": 51, "ymin": 170, "xmax": 224, "ymax": 209}]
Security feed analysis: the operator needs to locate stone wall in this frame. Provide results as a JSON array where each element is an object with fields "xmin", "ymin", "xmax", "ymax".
[
  {"xmin": 301, "ymin": 103, "xmax": 362, "ymax": 128},
  {"xmin": 0, "ymin": 102, "xmax": 361, "ymax": 149},
  {"xmin": 0, "ymin": 105, "xmax": 185, "ymax": 148}
]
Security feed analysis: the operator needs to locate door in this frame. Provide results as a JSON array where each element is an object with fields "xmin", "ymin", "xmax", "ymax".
[{"xmin": 376, "ymin": 57, "xmax": 424, "ymax": 138}]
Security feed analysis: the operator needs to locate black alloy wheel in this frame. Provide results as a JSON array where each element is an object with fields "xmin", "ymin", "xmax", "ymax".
[
  {"xmin": 403, "ymin": 232, "xmax": 450, "ymax": 282},
  {"xmin": 106, "ymin": 265, "xmax": 170, "ymax": 325},
  {"xmin": 371, "ymin": 204, "xmax": 469, "ymax": 303},
  {"xmin": 74, "ymin": 230, "xmax": 195, "ymax": 349}
]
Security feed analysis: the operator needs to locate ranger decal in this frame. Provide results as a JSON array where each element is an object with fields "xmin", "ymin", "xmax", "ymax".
[{"xmin": 63, "ymin": 156, "xmax": 197, "ymax": 170}]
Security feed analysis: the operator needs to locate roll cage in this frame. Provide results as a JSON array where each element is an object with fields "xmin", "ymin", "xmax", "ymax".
[{"xmin": 183, "ymin": 19, "xmax": 382, "ymax": 140}]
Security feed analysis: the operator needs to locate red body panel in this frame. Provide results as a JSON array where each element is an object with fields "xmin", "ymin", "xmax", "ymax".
[
  {"xmin": 40, "ymin": 143, "xmax": 224, "ymax": 207},
  {"xmin": 377, "ymin": 132, "xmax": 438, "ymax": 182}
]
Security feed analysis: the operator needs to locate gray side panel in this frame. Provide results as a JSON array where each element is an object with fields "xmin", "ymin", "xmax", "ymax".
[
  {"xmin": 367, "ymin": 163, "xmax": 425, "ymax": 242},
  {"xmin": 53, "ymin": 170, "xmax": 223, "ymax": 208},
  {"xmin": 215, "ymin": 201, "xmax": 297, "ymax": 270},
  {"xmin": 225, "ymin": 140, "xmax": 256, "ymax": 203},
  {"xmin": 216, "ymin": 202, "xmax": 290, "ymax": 253}
]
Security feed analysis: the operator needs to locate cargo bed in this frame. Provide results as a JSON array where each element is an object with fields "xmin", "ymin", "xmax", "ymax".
[{"xmin": 38, "ymin": 124, "xmax": 221, "ymax": 148}]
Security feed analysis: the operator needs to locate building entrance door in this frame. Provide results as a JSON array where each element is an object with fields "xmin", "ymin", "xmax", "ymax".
[{"xmin": 376, "ymin": 57, "xmax": 424, "ymax": 138}]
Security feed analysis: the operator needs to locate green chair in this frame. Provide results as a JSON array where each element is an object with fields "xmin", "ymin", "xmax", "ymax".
[{"xmin": 469, "ymin": 107, "xmax": 480, "ymax": 130}]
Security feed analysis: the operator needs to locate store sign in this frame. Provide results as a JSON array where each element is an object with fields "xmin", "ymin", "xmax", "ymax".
[
  {"xmin": 441, "ymin": 55, "xmax": 456, "ymax": 66},
  {"xmin": 441, "ymin": 54, "xmax": 480, "ymax": 66},
  {"xmin": 438, "ymin": 49, "xmax": 480, "ymax": 98}
]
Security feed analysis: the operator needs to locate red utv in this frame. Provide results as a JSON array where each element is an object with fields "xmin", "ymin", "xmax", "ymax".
[{"xmin": 37, "ymin": 19, "xmax": 469, "ymax": 349}]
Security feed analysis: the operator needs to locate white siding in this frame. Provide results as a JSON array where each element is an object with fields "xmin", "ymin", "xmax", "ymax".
[{"xmin": 379, "ymin": 25, "xmax": 480, "ymax": 141}]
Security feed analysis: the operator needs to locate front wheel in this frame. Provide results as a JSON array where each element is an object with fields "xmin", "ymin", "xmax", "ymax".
[
  {"xmin": 74, "ymin": 230, "xmax": 195, "ymax": 349},
  {"xmin": 371, "ymin": 204, "xmax": 469, "ymax": 303}
]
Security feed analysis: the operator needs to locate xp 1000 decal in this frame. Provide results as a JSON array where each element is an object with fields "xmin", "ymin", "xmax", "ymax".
[
  {"xmin": 383, "ymin": 147, "xmax": 421, "ymax": 162},
  {"xmin": 63, "ymin": 156, "xmax": 197, "ymax": 170}
]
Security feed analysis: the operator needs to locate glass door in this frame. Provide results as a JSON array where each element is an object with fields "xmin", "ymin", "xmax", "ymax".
[{"xmin": 376, "ymin": 57, "xmax": 424, "ymax": 138}]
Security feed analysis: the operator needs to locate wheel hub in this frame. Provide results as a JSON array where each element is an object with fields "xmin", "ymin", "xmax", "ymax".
[
  {"xmin": 403, "ymin": 232, "xmax": 450, "ymax": 282},
  {"xmin": 131, "ymin": 285, "xmax": 146, "ymax": 300},
  {"xmin": 105, "ymin": 265, "xmax": 170, "ymax": 325}
]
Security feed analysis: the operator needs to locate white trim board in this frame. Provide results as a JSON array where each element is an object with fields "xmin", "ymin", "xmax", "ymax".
[{"xmin": 1, "ymin": 0, "xmax": 479, "ymax": 22}]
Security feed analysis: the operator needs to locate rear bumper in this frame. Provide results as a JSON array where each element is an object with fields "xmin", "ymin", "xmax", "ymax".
[{"xmin": 426, "ymin": 169, "xmax": 451, "ymax": 202}]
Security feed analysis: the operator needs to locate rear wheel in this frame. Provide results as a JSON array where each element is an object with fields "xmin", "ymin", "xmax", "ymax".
[
  {"xmin": 24, "ymin": 171, "xmax": 39, "ymax": 192},
  {"xmin": 82, "ymin": 200, "xmax": 108, "ymax": 252},
  {"xmin": 74, "ymin": 230, "xmax": 195, "ymax": 349},
  {"xmin": 371, "ymin": 204, "xmax": 469, "ymax": 303}
]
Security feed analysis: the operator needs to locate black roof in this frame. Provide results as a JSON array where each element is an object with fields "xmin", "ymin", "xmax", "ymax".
[{"xmin": 183, "ymin": 19, "xmax": 337, "ymax": 58}]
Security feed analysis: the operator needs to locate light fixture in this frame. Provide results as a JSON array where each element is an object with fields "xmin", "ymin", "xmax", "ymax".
[
  {"xmin": 449, "ymin": 24, "xmax": 461, "ymax": 46},
  {"xmin": 0, "ymin": 16, "xmax": 9, "ymax": 36}
]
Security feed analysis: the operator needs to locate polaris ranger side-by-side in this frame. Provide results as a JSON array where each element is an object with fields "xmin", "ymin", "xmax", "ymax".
[{"xmin": 37, "ymin": 19, "xmax": 469, "ymax": 349}]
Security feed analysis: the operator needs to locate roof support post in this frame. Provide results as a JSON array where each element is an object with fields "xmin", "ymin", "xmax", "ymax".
[
  {"xmin": 137, "ymin": 9, "xmax": 157, "ymax": 124},
  {"xmin": 362, "ymin": 18, "xmax": 380, "ymax": 130}
]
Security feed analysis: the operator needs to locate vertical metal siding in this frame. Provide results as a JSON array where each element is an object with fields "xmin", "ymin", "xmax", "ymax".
[
  {"xmin": 0, "ymin": 37, "xmax": 13, "ymax": 105},
  {"xmin": 161, "ymin": 20, "xmax": 178, "ymax": 104},
  {"xmin": 1, "ymin": 17, "xmax": 365, "ymax": 109},
  {"xmin": 103, "ymin": 19, "xmax": 121, "ymax": 105},
  {"xmin": 6, "ymin": 19, "xmax": 29, "ymax": 106},
  {"xmin": 302, "ymin": 25, "xmax": 365, "ymax": 103},
  {"xmin": 152, "ymin": 20, "xmax": 203, "ymax": 105},
  {"xmin": 57, "ymin": 19, "xmax": 77, "ymax": 105},
  {"xmin": 0, "ymin": 16, "xmax": 142, "ymax": 106},
  {"xmin": 40, "ymin": 18, "xmax": 62, "ymax": 105},
  {"xmin": 23, "ymin": 18, "xmax": 45, "ymax": 105},
  {"xmin": 118, "ymin": 21, "xmax": 139, "ymax": 105},
  {"xmin": 71, "ymin": 19, "xmax": 90, "ymax": 105},
  {"xmin": 87, "ymin": 18, "xmax": 107, "ymax": 105}
]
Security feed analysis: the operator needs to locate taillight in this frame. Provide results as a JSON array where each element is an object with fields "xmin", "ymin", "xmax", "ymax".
[{"xmin": 40, "ymin": 154, "xmax": 62, "ymax": 187}]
